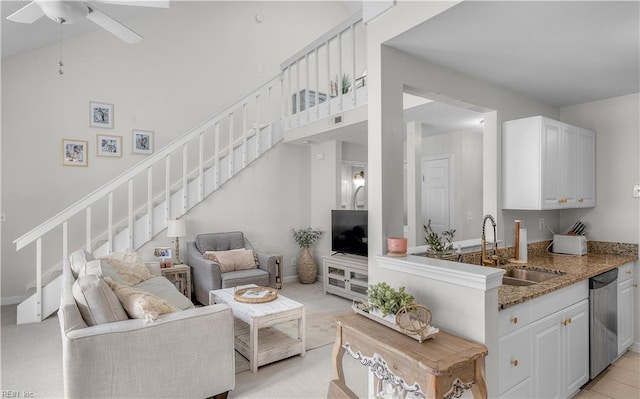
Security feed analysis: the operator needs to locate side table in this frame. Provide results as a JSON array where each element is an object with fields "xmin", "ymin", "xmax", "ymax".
[{"xmin": 161, "ymin": 264, "xmax": 192, "ymax": 300}]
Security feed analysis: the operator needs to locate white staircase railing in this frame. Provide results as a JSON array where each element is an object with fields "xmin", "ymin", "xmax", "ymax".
[{"xmin": 13, "ymin": 11, "xmax": 366, "ymax": 324}]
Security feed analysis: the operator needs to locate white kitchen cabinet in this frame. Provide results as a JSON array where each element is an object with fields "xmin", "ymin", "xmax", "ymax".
[
  {"xmin": 499, "ymin": 281, "xmax": 589, "ymax": 399},
  {"xmin": 530, "ymin": 299, "xmax": 588, "ymax": 399},
  {"xmin": 322, "ymin": 255, "xmax": 368, "ymax": 300},
  {"xmin": 503, "ymin": 116, "xmax": 595, "ymax": 210},
  {"xmin": 617, "ymin": 262, "xmax": 635, "ymax": 356},
  {"xmin": 576, "ymin": 128, "xmax": 596, "ymax": 207}
]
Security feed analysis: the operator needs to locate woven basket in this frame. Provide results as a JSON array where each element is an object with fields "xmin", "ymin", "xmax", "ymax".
[{"xmin": 297, "ymin": 248, "xmax": 317, "ymax": 284}]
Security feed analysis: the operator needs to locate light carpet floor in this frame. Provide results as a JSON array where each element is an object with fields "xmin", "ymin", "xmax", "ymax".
[{"xmin": 1, "ymin": 280, "xmax": 368, "ymax": 398}]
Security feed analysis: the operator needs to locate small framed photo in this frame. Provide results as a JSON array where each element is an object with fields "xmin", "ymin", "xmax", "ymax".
[
  {"xmin": 132, "ymin": 129, "xmax": 154, "ymax": 154},
  {"xmin": 96, "ymin": 134, "xmax": 122, "ymax": 157},
  {"xmin": 62, "ymin": 139, "xmax": 88, "ymax": 167},
  {"xmin": 90, "ymin": 101, "xmax": 113, "ymax": 128}
]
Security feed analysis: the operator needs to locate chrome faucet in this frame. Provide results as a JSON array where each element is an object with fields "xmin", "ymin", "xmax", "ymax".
[{"xmin": 481, "ymin": 214, "xmax": 499, "ymax": 267}]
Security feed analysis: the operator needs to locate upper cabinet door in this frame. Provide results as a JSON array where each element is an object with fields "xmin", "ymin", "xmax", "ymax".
[
  {"xmin": 577, "ymin": 129, "xmax": 596, "ymax": 208},
  {"xmin": 502, "ymin": 116, "xmax": 596, "ymax": 210}
]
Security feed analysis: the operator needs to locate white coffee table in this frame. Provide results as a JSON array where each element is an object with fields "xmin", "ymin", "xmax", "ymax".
[{"xmin": 209, "ymin": 285, "xmax": 305, "ymax": 373}]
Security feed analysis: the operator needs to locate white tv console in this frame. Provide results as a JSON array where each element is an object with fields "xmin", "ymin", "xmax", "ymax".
[{"xmin": 322, "ymin": 254, "xmax": 368, "ymax": 301}]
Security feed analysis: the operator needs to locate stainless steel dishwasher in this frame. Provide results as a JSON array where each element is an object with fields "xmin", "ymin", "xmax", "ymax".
[{"xmin": 589, "ymin": 268, "xmax": 618, "ymax": 379}]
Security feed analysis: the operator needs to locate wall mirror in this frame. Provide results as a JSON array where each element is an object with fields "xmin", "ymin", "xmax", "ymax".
[
  {"xmin": 340, "ymin": 163, "xmax": 367, "ymax": 210},
  {"xmin": 403, "ymin": 90, "xmax": 492, "ymax": 247}
]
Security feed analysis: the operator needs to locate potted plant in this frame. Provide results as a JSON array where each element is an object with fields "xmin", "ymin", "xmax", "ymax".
[
  {"xmin": 292, "ymin": 227, "xmax": 324, "ymax": 284},
  {"xmin": 424, "ymin": 219, "xmax": 456, "ymax": 258},
  {"xmin": 366, "ymin": 282, "xmax": 414, "ymax": 322}
]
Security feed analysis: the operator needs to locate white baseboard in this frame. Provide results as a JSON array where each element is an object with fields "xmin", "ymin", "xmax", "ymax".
[
  {"xmin": 282, "ymin": 274, "xmax": 322, "ymax": 284},
  {"xmin": 630, "ymin": 341, "xmax": 640, "ymax": 353},
  {"xmin": 2, "ymin": 295, "xmax": 26, "ymax": 306}
]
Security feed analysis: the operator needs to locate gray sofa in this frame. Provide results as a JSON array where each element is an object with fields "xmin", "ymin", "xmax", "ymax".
[
  {"xmin": 59, "ymin": 254, "xmax": 235, "ymax": 399},
  {"xmin": 186, "ymin": 232, "xmax": 282, "ymax": 305}
]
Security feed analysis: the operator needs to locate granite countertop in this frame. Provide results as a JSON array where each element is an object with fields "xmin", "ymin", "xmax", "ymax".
[{"xmin": 498, "ymin": 252, "xmax": 637, "ymax": 310}]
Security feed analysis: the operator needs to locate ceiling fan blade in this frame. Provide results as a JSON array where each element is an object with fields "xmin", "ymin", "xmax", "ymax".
[
  {"xmin": 6, "ymin": 1, "xmax": 45, "ymax": 23},
  {"xmin": 86, "ymin": 6, "xmax": 143, "ymax": 44},
  {"xmin": 95, "ymin": 0, "xmax": 169, "ymax": 8}
]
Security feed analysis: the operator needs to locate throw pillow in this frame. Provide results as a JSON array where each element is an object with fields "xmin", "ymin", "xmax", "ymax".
[
  {"xmin": 100, "ymin": 248, "xmax": 151, "ymax": 285},
  {"xmin": 69, "ymin": 249, "xmax": 94, "ymax": 278},
  {"xmin": 72, "ymin": 274, "xmax": 128, "ymax": 326},
  {"xmin": 203, "ymin": 249, "xmax": 258, "ymax": 272},
  {"xmin": 81, "ymin": 259, "xmax": 125, "ymax": 284},
  {"xmin": 104, "ymin": 277, "xmax": 180, "ymax": 323}
]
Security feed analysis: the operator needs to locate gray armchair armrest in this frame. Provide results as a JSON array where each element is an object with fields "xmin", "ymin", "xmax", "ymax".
[
  {"xmin": 256, "ymin": 251, "xmax": 283, "ymax": 289},
  {"xmin": 186, "ymin": 241, "xmax": 223, "ymax": 305}
]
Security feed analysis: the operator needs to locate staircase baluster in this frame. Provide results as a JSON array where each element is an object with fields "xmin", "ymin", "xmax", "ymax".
[
  {"xmin": 287, "ymin": 66, "xmax": 292, "ymax": 128},
  {"xmin": 280, "ymin": 70, "xmax": 286, "ymax": 123},
  {"xmin": 326, "ymin": 40, "xmax": 331, "ymax": 115},
  {"xmin": 107, "ymin": 194, "xmax": 113, "ymax": 253},
  {"xmin": 147, "ymin": 166, "xmax": 153, "ymax": 240},
  {"xmin": 315, "ymin": 47, "xmax": 320, "ymax": 119},
  {"xmin": 165, "ymin": 155, "xmax": 171, "ymax": 221},
  {"xmin": 128, "ymin": 179, "xmax": 133, "ymax": 248},
  {"xmin": 86, "ymin": 206, "xmax": 92, "ymax": 252},
  {"xmin": 198, "ymin": 132, "xmax": 205, "ymax": 202},
  {"xmin": 228, "ymin": 112, "xmax": 234, "ymax": 178},
  {"xmin": 182, "ymin": 144, "xmax": 188, "ymax": 214},
  {"xmin": 36, "ymin": 237, "xmax": 42, "ymax": 321},
  {"xmin": 295, "ymin": 60, "xmax": 300, "ymax": 118},
  {"xmin": 338, "ymin": 31, "xmax": 343, "ymax": 111},
  {"xmin": 268, "ymin": 86, "xmax": 273, "ymax": 148},
  {"xmin": 352, "ymin": 23, "xmax": 357, "ymax": 107},
  {"xmin": 242, "ymin": 103, "xmax": 248, "ymax": 167},
  {"xmin": 305, "ymin": 52, "xmax": 310, "ymax": 123},
  {"xmin": 62, "ymin": 221, "xmax": 68, "ymax": 260},
  {"xmin": 255, "ymin": 94, "xmax": 261, "ymax": 158},
  {"xmin": 214, "ymin": 122, "xmax": 220, "ymax": 190}
]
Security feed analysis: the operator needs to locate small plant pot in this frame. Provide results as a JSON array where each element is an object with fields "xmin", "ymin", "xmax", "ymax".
[{"xmin": 387, "ymin": 237, "xmax": 407, "ymax": 257}]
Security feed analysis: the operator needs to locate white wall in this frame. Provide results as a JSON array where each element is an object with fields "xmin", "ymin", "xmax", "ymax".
[
  {"xmin": 559, "ymin": 93, "xmax": 640, "ymax": 243},
  {"xmin": 1, "ymin": 1, "xmax": 352, "ymax": 300}
]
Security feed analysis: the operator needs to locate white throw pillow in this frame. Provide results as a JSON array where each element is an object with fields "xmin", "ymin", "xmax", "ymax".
[
  {"xmin": 81, "ymin": 259, "xmax": 125, "ymax": 284},
  {"xmin": 72, "ymin": 274, "xmax": 128, "ymax": 326},
  {"xmin": 69, "ymin": 249, "xmax": 94, "ymax": 278},
  {"xmin": 100, "ymin": 248, "xmax": 151, "ymax": 285},
  {"xmin": 203, "ymin": 249, "xmax": 258, "ymax": 272},
  {"xmin": 104, "ymin": 277, "xmax": 179, "ymax": 323}
]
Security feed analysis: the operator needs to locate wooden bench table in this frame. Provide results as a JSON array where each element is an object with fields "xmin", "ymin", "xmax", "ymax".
[{"xmin": 330, "ymin": 313, "xmax": 488, "ymax": 399}]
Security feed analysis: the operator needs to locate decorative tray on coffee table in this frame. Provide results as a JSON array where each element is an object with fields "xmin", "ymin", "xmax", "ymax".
[{"xmin": 234, "ymin": 286, "xmax": 278, "ymax": 304}]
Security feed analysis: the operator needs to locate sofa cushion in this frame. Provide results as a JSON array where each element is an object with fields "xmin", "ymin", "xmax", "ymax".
[
  {"xmin": 195, "ymin": 232, "xmax": 244, "ymax": 254},
  {"xmin": 81, "ymin": 259, "xmax": 125, "ymax": 284},
  {"xmin": 204, "ymin": 249, "xmax": 258, "ymax": 273},
  {"xmin": 221, "ymin": 268, "xmax": 269, "ymax": 289},
  {"xmin": 72, "ymin": 274, "xmax": 128, "ymax": 326},
  {"xmin": 135, "ymin": 277, "xmax": 194, "ymax": 311},
  {"xmin": 69, "ymin": 250, "xmax": 94, "ymax": 278},
  {"xmin": 100, "ymin": 248, "xmax": 151, "ymax": 285},
  {"xmin": 104, "ymin": 277, "xmax": 180, "ymax": 323}
]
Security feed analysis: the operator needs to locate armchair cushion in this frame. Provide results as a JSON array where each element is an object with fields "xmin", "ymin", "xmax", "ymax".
[
  {"xmin": 105, "ymin": 277, "xmax": 180, "ymax": 323},
  {"xmin": 100, "ymin": 248, "xmax": 151, "ymax": 285},
  {"xmin": 195, "ymin": 232, "xmax": 245, "ymax": 253},
  {"xmin": 72, "ymin": 274, "xmax": 128, "ymax": 326},
  {"xmin": 204, "ymin": 249, "xmax": 258, "ymax": 272}
]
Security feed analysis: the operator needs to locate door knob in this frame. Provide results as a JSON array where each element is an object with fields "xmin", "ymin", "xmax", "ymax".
[
  {"xmin": 510, "ymin": 316, "xmax": 518, "ymax": 324},
  {"xmin": 511, "ymin": 359, "xmax": 518, "ymax": 367}
]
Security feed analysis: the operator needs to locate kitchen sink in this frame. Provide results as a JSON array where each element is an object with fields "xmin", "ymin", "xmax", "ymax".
[{"xmin": 502, "ymin": 268, "xmax": 564, "ymax": 286}]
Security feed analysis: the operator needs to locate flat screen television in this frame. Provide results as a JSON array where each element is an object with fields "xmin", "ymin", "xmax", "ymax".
[{"xmin": 331, "ymin": 210, "xmax": 368, "ymax": 257}]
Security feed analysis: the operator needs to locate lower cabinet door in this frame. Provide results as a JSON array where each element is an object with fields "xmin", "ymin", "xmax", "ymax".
[
  {"xmin": 499, "ymin": 328, "xmax": 531, "ymax": 394},
  {"xmin": 618, "ymin": 278, "xmax": 634, "ymax": 356},
  {"xmin": 501, "ymin": 377, "xmax": 532, "ymax": 399},
  {"xmin": 531, "ymin": 311, "xmax": 563, "ymax": 399},
  {"xmin": 563, "ymin": 299, "xmax": 589, "ymax": 397}
]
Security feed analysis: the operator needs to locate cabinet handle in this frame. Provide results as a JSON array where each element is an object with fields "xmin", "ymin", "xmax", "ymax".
[
  {"xmin": 511, "ymin": 359, "xmax": 518, "ymax": 367},
  {"xmin": 633, "ymin": 283, "xmax": 638, "ymax": 288},
  {"xmin": 561, "ymin": 320, "xmax": 567, "ymax": 326},
  {"xmin": 568, "ymin": 317, "xmax": 572, "ymax": 324},
  {"xmin": 510, "ymin": 316, "xmax": 518, "ymax": 324},
  {"xmin": 626, "ymin": 270, "xmax": 632, "ymax": 275},
  {"xmin": 579, "ymin": 198, "xmax": 584, "ymax": 203}
]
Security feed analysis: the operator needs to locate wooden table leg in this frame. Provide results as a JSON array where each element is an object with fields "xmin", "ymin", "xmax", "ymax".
[
  {"xmin": 300, "ymin": 307, "xmax": 306, "ymax": 357},
  {"xmin": 332, "ymin": 324, "xmax": 345, "ymax": 382},
  {"xmin": 470, "ymin": 358, "xmax": 487, "ymax": 399},
  {"xmin": 250, "ymin": 319, "xmax": 258, "ymax": 373}
]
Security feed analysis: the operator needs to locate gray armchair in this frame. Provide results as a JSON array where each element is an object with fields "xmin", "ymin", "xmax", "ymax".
[{"xmin": 186, "ymin": 231, "xmax": 283, "ymax": 305}]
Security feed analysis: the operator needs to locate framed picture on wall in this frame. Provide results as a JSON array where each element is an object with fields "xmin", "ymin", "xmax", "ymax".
[
  {"xmin": 90, "ymin": 101, "xmax": 113, "ymax": 128},
  {"xmin": 132, "ymin": 129, "xmax": 154, "ymax": 154},
  {"xmin": 96, "ymin": 134, "xmax": 122, "ymax": 157},
  {"xmin": 62, "ymin": 139, "xmax": 88, "ymax": 167}
]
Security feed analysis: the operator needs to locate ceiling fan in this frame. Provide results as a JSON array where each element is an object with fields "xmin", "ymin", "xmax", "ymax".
[{"xmin": 7, "ymin": 0, "xmax": 169, "ymax": 44}]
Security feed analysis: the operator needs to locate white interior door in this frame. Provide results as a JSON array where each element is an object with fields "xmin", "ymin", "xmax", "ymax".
[{"xmin": 422, "ymin": 157, "xmax": 450, "ymax": 234}]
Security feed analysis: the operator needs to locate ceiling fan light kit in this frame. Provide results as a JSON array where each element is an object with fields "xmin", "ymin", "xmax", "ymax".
[{"xmin": 7, "ymin": 1, "xmax": 169, "ymax": 73}]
